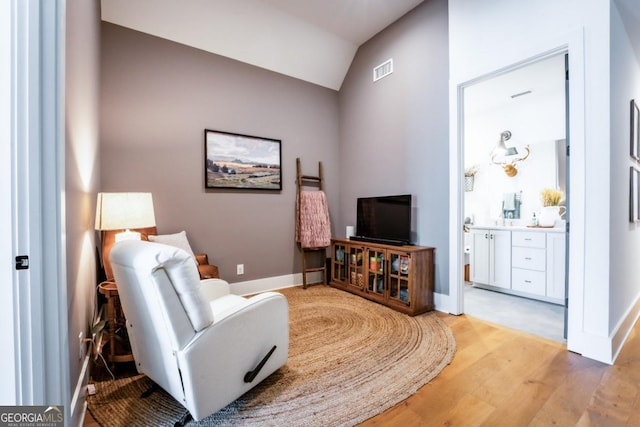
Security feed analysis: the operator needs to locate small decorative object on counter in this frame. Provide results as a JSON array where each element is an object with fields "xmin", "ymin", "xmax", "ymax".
[
  {"xmin": 539, "ymin": 188, "xmax": 565, "ymax": 227},
  {"xmin": 541, "ymin": 188, "xmax": 563, "ymax": 207},
  {"xmin": 530, "ymin": 212, "xmax": 538, "ymax": 226}
]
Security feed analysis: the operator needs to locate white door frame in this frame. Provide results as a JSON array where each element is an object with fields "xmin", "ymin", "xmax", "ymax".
[
  {"xmin": 0, "ymin": 0, "xmax": 17, "ymax": 405},
  {"xmin": 5, "ymin": 0, "xmax": 69, "ymax": 412},
  {"xmin": 449, "ymin": 30, "xmax": 587, "ymax": 357}
]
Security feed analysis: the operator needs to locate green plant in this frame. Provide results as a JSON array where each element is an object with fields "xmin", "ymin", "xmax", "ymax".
[{"xmin": 541, "ymin": 188, "xmax": 563, "ymax": 206}]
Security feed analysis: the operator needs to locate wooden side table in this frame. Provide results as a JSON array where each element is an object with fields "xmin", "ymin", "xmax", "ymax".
[{"xmin": 98, "ymin": 281, "xmax": 134, "ymax": 368}]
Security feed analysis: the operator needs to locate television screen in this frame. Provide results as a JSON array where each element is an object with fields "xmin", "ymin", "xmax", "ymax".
[{"xmin": 355, "ymin": 194, "xmax": 412, "ymax": 245}]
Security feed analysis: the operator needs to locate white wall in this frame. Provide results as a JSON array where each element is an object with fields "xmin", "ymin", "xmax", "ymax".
[
  {"xmin": 609, "ymin": 1, "xmax": 640, "ymax": 356},
  {"xmin": 464, "ymin": 84, "xmax": 565, "ymax": 225},
  {"xmin": 449, "ymin": 0, "xmax": 614, "ymax": 363}
]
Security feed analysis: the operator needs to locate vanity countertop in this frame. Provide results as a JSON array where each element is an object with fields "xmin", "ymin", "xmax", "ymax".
[{"xmin": 466, "ymin": 224, "xmax": 566, "ymax": 233}]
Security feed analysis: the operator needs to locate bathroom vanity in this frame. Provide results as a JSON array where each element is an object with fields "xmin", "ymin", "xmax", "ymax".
[{"xmin": 467, "ymin": 225, "xmax": 566, "ymax": 305}]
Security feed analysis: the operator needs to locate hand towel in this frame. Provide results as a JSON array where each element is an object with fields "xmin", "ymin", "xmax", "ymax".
[{"xmin": 503, "ymin": 192, "xmax": 516, "ymax": 211}]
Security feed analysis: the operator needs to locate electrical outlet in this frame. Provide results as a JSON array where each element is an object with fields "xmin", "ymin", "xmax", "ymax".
[
  {"xmin": 78, "ymin": 332, "xmax": 84, "ymax": 360},
  {"xmin": 237, "ymin": 264, "xmax": 244, "ymax": 275},
  {"xmin": 86, "ymin": 384, "xmax": 96, "ymax": 396}
]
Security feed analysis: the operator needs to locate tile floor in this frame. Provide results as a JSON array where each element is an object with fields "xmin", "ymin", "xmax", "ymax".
[{"xmin": 463, "ymin": 283, "xmax": 566, "ymax": 342}]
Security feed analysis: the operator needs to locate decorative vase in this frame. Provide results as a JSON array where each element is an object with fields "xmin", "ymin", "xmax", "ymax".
[
  {"xmin": 538, "ymin": 205, "xmax": 565, "ymax": 227},
  {"xmin": 464, "ymin": 175, "xmax": 475, "ymax": 192}
]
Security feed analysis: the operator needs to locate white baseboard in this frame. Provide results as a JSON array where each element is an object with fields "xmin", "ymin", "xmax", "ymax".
[
  {"xmin": 230, "ymin": 272, "xmax": 323, "ymax": 296},
  {"xmin": 433, "ymin": 292, "xmax": 451, "ymax": 313},
  {"xmin": 611, "ymin": 293, "xmax": 640, "ymax": 363},
  {"xmin": 69, "ymin": 353, "xmax": 91, "ymax": 427}
]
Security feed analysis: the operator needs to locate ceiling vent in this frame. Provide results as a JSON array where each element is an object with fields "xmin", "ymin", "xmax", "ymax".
[
  {"xmin": 511, "ymin": 90, "xmax": 532, "ymax": 98},
  {"xmin": 373, "ymin": 58, "xmax": 393, "ymax": 82}
]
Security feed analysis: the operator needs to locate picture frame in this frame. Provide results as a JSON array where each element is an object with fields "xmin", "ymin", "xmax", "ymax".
[
  {"xmin": 630, "ymin": 166, "xmax": 640, "ymax": 222},
  {"xmin": 204, "ymin": 129, "xmax": 282, "ymax": 190},
  {"xmin": 631, "ymin": 99, "xmax": 640, "ymax": 161}
]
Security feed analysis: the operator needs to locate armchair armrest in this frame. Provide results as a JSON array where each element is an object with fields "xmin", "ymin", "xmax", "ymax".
[
  {"xmin": 200, "ymin": 278, "xmax": 230, "ymax": 301},
  {"xmin": 177, "ymin": 292, "xmax": 289, "ymax": 420}
]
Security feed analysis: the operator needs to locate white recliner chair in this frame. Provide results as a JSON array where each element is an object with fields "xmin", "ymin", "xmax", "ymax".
[{"xmin": 109, "ymin": 240, "xmax": 289, "ymax": 423}]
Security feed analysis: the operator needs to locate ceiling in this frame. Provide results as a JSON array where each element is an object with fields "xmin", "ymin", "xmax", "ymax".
[
  {"xmin": 464, "ymin": 54, "xmax": 566, "ymax": 117},
  {"xmin": 616, "ymin": 0, "xmax": 640, "ymax": 62},
  {"xmin": 101, "ymin": 0, "xmax": 425, "ymax": 91}
]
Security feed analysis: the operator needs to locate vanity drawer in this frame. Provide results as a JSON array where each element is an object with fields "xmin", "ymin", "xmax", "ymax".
[
  {"xmin": 512, "ymin": 268, "xmax": 546, "ymax": 296},
  {"xmin": 512, "ymin": 247, "xmax": 546, "ymax": 271},
  {"xmin": 512, "ymin": 231, "xmax": 546, "ymax": 248}
]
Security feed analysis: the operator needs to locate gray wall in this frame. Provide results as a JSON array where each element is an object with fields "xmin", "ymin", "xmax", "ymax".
[
  {"xmin": 100, "ymin": 23, "xmax": 340, "ymax": 282},
  {"xmin": 65, "ymin": 0, "xmax": 101, "ymax": 421},
  {"xmin": 338, "ymin": 0, "xmax": 450, "ymax": 294}
]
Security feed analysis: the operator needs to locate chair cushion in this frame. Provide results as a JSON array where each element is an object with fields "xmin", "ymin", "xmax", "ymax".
[
  {"xmin": 153, "ymin": 244, "xmax": 214, "ymax": 331},
  {"xmin": 149, "ymin": 231, "xmax": 196, "ymax": 258},
  {"xmin": 116, "ymin": 239, "xmax": 214, "ymax": 332}
]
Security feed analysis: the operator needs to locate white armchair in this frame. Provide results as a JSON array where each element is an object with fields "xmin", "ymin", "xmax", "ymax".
[{"xmin": 109, "ymin": 240, "xmax": 289, "ymax": 423}]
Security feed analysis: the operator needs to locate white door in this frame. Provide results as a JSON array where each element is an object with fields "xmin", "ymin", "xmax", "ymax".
[
  {"xmin": 4, "ymin": 0, "xmax": 69, "ymax": 410},
  {"xmin": 489, "ymin": 230, "xmax": 512, "ymax": 289},
  {"xmin": 0, "ymin": 0, "xmax": 16, "ymax": 402},
  {"xmin": 470, "ymin": 229, "xmax": 489, "ymax": 284}
]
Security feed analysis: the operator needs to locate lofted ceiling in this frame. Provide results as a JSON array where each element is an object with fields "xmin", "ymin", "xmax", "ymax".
[
  {"xmin": 616, "ymin": 0, "xmax": 640, "ymax": 63},
  {"xmin": 101, "ymin": 0, "xmax": 424, "ymax": 91}
]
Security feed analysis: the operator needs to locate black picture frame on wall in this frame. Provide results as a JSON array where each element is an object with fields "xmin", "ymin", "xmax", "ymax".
[
  {"xmin": 631, "ymin": 99, "xmax": 640, "ymax": 161},
  {"xmin": 204, "ymin": 129, "xmax": 282, "ymax": 191},
  {"xmin": 630, "ymin": 166, "xmax": 640, "ymax": 223}
]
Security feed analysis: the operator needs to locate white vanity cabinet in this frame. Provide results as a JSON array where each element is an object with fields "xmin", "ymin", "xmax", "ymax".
[
  {"xmin": 511, "ymin": 230, "xmax": 565, "ymax": 303},
  {"xmin": 546, "ymin": 232, "xmax": 566, "ymax": 301},
  {"xmin": 469, "ymin": 228, "xmax": 511, "ymax": 289},
  {"xmin": 511, "ymin": 231, "xmax": 547, "ymax": 297},
  {"xmin": 469, "ymin": 226, "xmax": 566, "ymax": 304}
]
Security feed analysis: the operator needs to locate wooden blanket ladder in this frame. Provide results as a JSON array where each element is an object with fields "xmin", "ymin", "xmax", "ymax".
[{"xmin": 296, "ymin": 157, "xmax": 327, "ymax": 289}]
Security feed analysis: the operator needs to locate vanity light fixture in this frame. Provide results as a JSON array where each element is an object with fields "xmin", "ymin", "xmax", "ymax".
[{"xmin": 490, "ymin": 130, "xmax": 530, "ymax": 177}]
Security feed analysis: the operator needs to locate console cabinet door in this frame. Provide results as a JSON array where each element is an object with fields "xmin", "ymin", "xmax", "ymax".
[
  {"xmin": 365, "ymin": 247, "xmax": 386, "ymax": 301},
  {"xmin": 347, "ymin": 245, "xmax": 365, "ymax": 290},
  {"xmin": 331, "ymin": 242, "xmax": 348, "ymax": 287},
  {"xmin": 387, "ymin": 250, "xmax": 411, "ymax": 307}
]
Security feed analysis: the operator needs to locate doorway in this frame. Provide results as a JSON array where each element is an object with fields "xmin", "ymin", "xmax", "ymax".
[{"xmin": 461, "ymin": 53, "xmax": 568, "ymax": 341}]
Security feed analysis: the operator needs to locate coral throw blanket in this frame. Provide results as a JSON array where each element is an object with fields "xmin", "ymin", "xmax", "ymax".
[{"xmin": 296, "ymin": 191, "xmax": 331, "ymax": 249}]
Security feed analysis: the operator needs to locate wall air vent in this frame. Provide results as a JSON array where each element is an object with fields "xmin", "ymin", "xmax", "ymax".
[{"xmin": 373, "ymin": 58, "xmax": 393, "ymax": 82}]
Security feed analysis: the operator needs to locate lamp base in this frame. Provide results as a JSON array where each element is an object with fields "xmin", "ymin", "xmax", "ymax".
[{"xmin": 115, "ymin": 229, "xmax": 141, "ymax": 242}]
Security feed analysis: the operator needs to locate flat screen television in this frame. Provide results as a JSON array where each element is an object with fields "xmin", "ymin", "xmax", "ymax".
[{"xmin": 353, "ymin": 194, "xmax": 412, "ymax": 245}]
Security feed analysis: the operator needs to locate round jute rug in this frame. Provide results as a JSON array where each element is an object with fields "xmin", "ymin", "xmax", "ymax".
[{"xmin": 87, "ymin": 285, "xmax": 456, "ymax": 426}]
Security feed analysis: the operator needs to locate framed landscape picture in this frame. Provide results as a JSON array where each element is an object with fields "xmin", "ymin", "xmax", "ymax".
[
  {"xmin": 631, "ymin": 99, "xmax": 640, "ymax": 161},
  {"xmin": 630, "ymin": 166, "xmax": 640, "ymax": 222},
  {"xmin": 204, "ymin": 129, "xmax": 282, "ymax": 190}
]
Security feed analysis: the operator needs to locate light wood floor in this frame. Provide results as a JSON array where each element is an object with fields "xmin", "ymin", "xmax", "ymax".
[
  {"xmin": 361, "ymin": 313, "xmax": 640, "ymax": 426},
  {"xmin": 84, "ymin": 313, "xmax": 640, "ymax": 426}
]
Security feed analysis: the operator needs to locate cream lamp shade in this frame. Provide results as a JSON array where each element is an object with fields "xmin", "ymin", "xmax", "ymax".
[{"xmin": 95, "ymin": 192, "xmax": 156, "ymax": 241}]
